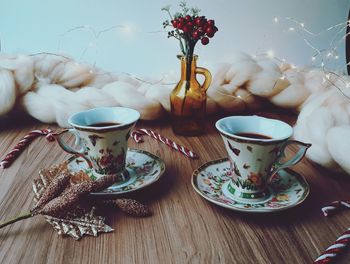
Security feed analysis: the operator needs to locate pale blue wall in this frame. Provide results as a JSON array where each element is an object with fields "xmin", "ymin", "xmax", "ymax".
[{"xmin": 0, "ymin": 0, "xmax": 348, "ymax": 76}]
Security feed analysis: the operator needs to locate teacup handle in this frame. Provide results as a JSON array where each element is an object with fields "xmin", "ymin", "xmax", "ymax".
[
  {"xmin": 269, "ymin": 140, "xmax": 311, "ymax": 181},
  {"xmin": 54, "ymin": 129, "xmax": 86, "ymax": 155}
]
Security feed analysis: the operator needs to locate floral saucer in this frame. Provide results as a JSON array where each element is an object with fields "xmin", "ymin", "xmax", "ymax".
[
  {"xmin": 67, "ymin": 148, "xmax": 165, "ymax": 195},
  {"xmin": 192, "ymin": 158, "xmax": 310, "ymax": 213}
]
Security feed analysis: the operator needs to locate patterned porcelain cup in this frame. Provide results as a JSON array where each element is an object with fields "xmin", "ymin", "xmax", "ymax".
[
  {"xmin": 216, "ymin": 115, "xmax": 311, "ymax": 202},
  {"xmin": 55, "ymin": 107, "xmax": 140, "ymax": 183}
]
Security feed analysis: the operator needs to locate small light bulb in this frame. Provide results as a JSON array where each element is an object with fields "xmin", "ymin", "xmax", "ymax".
[
  {"xmin": 267, "ymin": 50, "xmax": 274, "ymax": 58},
  {"xmin": 346, "ymin": 83, "xmax": 350, "ymax": 88},
  {"xmin": 274, "ymin": 17, "xmax": 278, "ymax": 23},
  {"xmin": 289, "ymin": 27, "xmax": 295, "ymax": 31},
  {"xmin": 335, "ymin": 55, "xmax": 339, "ymax": 59},
  {"xmin": 311, "ymin": 56, "xmax": 316, "ymax": 61},
  {"xmin": 327, "ymin": 52, "xmax": 332, "ymax": 57},
  {"xmin": 300, "ymin": 23, "xmax": 305, "ymax": 28}
]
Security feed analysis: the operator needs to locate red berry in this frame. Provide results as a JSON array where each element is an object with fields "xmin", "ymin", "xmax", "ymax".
[
  {"xmin": 185, "ymin": 15, "xmax": 192, "ymax": 21},
  {"xmin": 209, "ymin": 32, "xmax": 215, "ymax": 38},
  {"xmin": 186, "ymin": 21, "xmax": 194, "ymax": 29},
  {"xmin": 172, "ymin": 20, "xmax": 178, "ymax": 28},
  {"xmin": 194, "ymin": 16, "xmax": 205, "ymax": 26},
  {"xmin": 183, "ymin": 25, "xmax": 190, "ymax": 33},
  {"xmin": 192, "ymin": 31, "xmax": 200, "ymax": 40},
  {"xmin": 207, "ymin": 31, "xmax": 215, "ymax": 38},
  {"xmin": 177, "ymin": 22, "xmax": 184, "ymax": 30},
  {"xmin": 194, "ymin": 18, "xmax": 202, "ymax": 27},
  {"xmin": 178, "ymin": 17, "xmax": 185, "ymax": 24},
  {"xmin": 206, "ymin": 27, "xmax": 216, "ymax": 37},
  {"xmin": 197, "ymin": 27, "xmax": 205, "ymax": 36},
  {"xmin": 207, "ymin": 19, "xmax": 215, "ymax": 26},
  {"xmin": 201, "ymin": 37, "xmax": 209, "ymax": 45},
  {"xmin": 203, "ymin": 24, "xmax": 209, "ymax": 32}
]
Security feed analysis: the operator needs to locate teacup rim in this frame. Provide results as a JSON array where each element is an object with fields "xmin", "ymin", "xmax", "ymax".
[
  {"xmin": 215, "ymin": 115, "xmax": 293, "ymax": 143},
  {"xmin": 68, "ymin": 107, "xmax": 140, "ymax": 131}
]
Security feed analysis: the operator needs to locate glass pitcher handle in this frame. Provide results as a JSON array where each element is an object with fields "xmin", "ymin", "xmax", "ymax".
[{"xmin": 195, "ymin": 67, "xmax": 212, "ymax": 91}]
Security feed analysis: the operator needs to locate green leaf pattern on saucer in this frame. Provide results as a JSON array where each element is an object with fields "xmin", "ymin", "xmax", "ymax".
[{"xmin": 192, "ymin": 158, "xmax": 309, "ymax": 213}]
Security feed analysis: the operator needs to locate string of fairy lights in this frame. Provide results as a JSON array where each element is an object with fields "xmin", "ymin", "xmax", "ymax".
[
  {"xmin": 57, "ymin": 24, "xmax": 127, "ymax": 65},
  {"xmin": 1, "ymin": 10, "xmax": 349, "ymax": 99},
  {"xmin": 270, "ymin": 16, "xmax": 350, "ymax": 97},
  {"xmin": 32, "ymin": 16, "xmax": 350, "ymax": 102},
  {"xmin": 54, "ymin": 24, "xmax": 170, "ymax": 85}
]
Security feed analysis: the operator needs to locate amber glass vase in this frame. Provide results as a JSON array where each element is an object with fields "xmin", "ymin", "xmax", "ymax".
[{"xmin": 170, "ymin": 55, "xmax": 212, "ymax": 136}]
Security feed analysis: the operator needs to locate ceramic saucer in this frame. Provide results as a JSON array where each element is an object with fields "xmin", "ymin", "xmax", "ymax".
[
  {"xmin": 192, "ymin": 158, "xmax": 309, "ymax": 213},
  {"xmin": 67, "ymin": 148, "xmax": 165, "ymax": 195}
]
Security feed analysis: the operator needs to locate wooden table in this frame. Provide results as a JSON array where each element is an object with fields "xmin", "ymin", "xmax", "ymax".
[{"xmin": 1, "ymin": 112, "xmax": 350, "ymax": 264}]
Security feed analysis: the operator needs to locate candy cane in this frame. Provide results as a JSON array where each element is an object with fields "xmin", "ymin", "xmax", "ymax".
[
  {"xmin": 131, "ymin": 128, "xmax": 197, "ymax": 159},
  {"xmin": 314, "ymin": 200, "xmax": 350, "ymax": 263},
  {"xmin": 314, "ymin": 228, "xmax": 350, "ymax": 264},
  {"xmin": 0, "ymin": 129, "xmax": 57, "ymax": 169},
  {"xmin": 1, "ymin": 128, "xmax": 197, "ymax": 169},
  {"xmin": 322, "ymin": 201, "xmax": 350, "ymax": 217}
]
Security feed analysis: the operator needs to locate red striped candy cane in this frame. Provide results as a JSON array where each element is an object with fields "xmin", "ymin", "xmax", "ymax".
[
  {"xmin": 0, "ymin": 129, "xmax": 57, "ymax": 169},
  {"xmin": 314, "ymin": 228, "xmax": 350, "ymax": 264},
  {"xmin": 131, "ymin": 128, "xmax": 197, "ymax": 159},
  {"xmin": 314, "ymin": 200, "xmax": 350, "ymax": 263},
  {"xmin": 322, "ymin": 200, "xmax": 350, "ymax": 217}
]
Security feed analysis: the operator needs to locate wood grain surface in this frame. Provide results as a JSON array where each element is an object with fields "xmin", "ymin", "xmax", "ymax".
[{"xmin": 1, "ymin": 112, "xmax": 350, "ymax": 264}]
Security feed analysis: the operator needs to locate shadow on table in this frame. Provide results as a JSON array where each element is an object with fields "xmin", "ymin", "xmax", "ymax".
[
  {"xmin": 208, "ymin": 162, "xmax": 350, "ymax": 227},
  {"xmin": 225, "ymin": 201, "xmax": 314, "ymax": 225},
  {"xmin": 90, "ymin": 161, "xmax": 175, "ymax": 205},
  {"xmin": 210, "ymin": 184, "xmax": 326, "ymax": 227},
  {"xmin": 0, "ymin": 115, "xmax": 39, "ymax": 131}
]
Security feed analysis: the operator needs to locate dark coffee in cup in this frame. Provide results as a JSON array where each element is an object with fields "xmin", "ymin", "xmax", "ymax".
[
  {"xmin": 90, "ymin": 122, "xmax": 121, "ymax": 127},
  {"xmin": 235, "ymin": 132, "xmax": 272, "ymax": 140}
]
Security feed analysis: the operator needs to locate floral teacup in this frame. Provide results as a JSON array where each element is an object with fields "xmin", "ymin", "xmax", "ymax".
[
  {"xmin": 56, "ymin": 107, "xmax": 140, "ymax": 182},
  {"xmin": 216, "ymin": 115, "xmax": 311, "ymax": 202}
]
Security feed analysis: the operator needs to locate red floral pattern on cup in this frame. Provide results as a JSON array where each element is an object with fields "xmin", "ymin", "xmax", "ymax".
[{"xmin": 91, "ymin": 148, "xmax": 126, "ymax": 175}]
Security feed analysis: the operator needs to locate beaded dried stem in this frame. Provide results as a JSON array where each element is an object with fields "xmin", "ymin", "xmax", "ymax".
[{"xmin": 0, "ymin": 175, "xmax": 117, "ymax": 229}]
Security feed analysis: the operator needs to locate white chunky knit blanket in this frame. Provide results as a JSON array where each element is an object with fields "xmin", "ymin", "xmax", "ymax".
[{"xmin": 1, "ymin": 52, "xmax": 350, "ymax": 174}]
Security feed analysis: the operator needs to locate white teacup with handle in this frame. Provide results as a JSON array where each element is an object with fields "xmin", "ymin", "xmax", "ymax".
[
  {"xmin": 216, "ymin": 115, "xmax": 311, "ymax": 202},
  {"xmin": 55, "ymin": 107, "xmax": 140, "ymax": 183}
]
